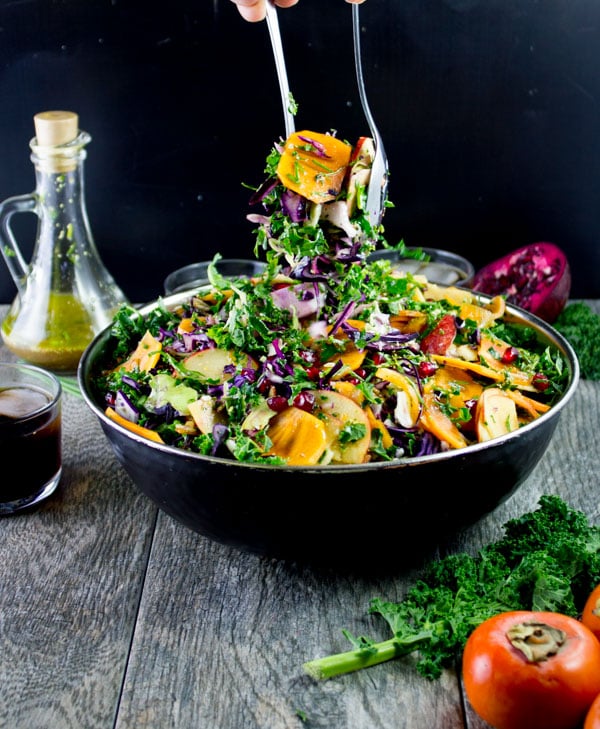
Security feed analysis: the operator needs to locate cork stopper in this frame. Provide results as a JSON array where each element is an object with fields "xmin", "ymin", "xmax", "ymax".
[{"xmin": 33, "ymin": 111, "xmax": 79, "ymax": 147}]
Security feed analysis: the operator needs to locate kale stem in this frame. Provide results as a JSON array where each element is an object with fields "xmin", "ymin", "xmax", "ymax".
[{"xmin": 303, "ymin": 632, "xmax": 431, "ymax": 680}]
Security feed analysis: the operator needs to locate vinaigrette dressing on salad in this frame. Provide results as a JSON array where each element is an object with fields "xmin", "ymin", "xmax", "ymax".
[{"xmin": 91, "ymin": 130, "xmax": 569, "ymax": 466}]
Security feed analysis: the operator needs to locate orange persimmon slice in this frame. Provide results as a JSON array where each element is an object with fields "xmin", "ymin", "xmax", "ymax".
[
  {"xmin": 276, "ymin": 130, "xmax": 353, "ymax": 204},
  {"xmin": 120, "ymin": 331, "xmax": 162, "ymax": 373},
  {"xmin": 419, "ymin": 392, "xmax": 468, "ymax": 449},
  {"xmin": 105, "ymin": 407, "xmax": 164, "ymax": 443},
  {"xmin": 266, "ymin": 407, "xmax": 328, "ymax": 466}
]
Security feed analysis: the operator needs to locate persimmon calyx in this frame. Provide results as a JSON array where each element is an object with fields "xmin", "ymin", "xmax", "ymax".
[{"xmin": 506, "ymin": 621, "xmax": 567, "ymax": 663}]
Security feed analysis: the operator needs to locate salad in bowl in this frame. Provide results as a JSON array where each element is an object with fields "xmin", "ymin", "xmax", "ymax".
[{"xmin": 88, "ymin": 130, "xmax": 572, "ymax": 468}]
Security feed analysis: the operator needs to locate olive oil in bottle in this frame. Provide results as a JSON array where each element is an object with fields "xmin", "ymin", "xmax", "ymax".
[{"xmin": 0, "ymin": 111, "xmax": 129, "ymax": 372}]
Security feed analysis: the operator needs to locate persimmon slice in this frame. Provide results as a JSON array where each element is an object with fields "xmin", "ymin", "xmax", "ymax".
[
  {"xmin": 105, "ymin": 407, "xmax": 164, "ymax": 443},
  {"xmin": 121, "ymin": 331, "xmax": 162, "ymax": 373},
  {"xmin": 277, "ymin": 131, "xmax": 352, "ymax": 204},
  {"xmin": 266, "ymin": 407, "xmax": 328, "ymax": 466}
]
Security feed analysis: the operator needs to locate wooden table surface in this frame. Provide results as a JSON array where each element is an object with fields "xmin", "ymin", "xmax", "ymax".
[{"xmin": 0, "ymin": 302, "xmax": 598, "ymax": 729}]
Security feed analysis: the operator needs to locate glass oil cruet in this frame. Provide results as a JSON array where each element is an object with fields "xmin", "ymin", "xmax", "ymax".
[{"xmin": 0, "ymin": 110, "xmax": 129, "ymax": 373}]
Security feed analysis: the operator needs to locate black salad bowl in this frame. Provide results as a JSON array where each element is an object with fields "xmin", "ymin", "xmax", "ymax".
[{"xmin": 78, "ymin": 291, "xmax": 580, "ymax": 569}]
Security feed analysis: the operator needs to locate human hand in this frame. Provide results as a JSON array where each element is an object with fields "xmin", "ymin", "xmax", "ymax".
[{"xmin": 231, "ymin": 0, "xmax": 365, "ymax": 23}]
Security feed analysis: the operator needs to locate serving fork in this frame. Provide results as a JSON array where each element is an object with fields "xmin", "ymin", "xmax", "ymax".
[
  {"xmin": 265, "ymin": 0, "xmax": 388, "ymax": 227},
  {"xmin": 265, "ymin": 0, "xmax": 295, "ymax": 139}
]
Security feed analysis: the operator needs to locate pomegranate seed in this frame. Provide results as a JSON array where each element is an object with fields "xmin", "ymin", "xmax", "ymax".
[
  {"xmin": 371, "ymin": 352, "xmax": 386, "ymax": 366},
  {"xmin": 457, "ymin": 398, "xmax": 477, "ymax": 434},
  {"xmin": 305, "ymin": 365, "xmax": 321, "ymax": 381},
  {"xmin": 267, "ymin": 396, "xmax": 288, "ymax": 413},
  {"xmin": 501, "ymin": 346, "xmax": 520, "ymax": 364},
  {"xmin": 353, "ymin": 368, "xmax": 366, "ymax": 380},
  {"xmin": 532, "ymin": 373, "xmax": 550, "ymax": 391},
  {"xmin": 293, "ymin": 390, "xmax": 315, "ymax": 412},
  {"xmin": 418, "ymin": 360, "xmax": 437, "ymax": 378}
]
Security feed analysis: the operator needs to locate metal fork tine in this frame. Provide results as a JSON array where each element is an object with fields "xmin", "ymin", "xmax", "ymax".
[{"xmin": 352, "ymin": 4, "xmax": 389, "ymax": 228}]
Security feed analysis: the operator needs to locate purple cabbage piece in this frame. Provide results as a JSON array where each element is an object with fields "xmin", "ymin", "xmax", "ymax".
[
  {"xmin": 469, "ymin": 327, "xmax": 482, "ymax": 346},
  {"xmin": 289, "ymin": 255, "xmax": 335, "ymax": 282},
  {"xmin": 334, "ymin": 240, "xmax": 364, "ymax": 263},
  {"xmin": 152, "ymin": 402, "xmax": 177, "ymax": 423},
  {"xmin": 281, "ymin": 189, "xmax": 306, "ymax": 223},
  {"xmin": 323, "ymin": 360, "xmax": 344, "ymax": 381},
  {"xmin": 386, "ymin": 424, "xmax": 441, "ymax": 457},
  {"xmin": 182, "ymin": 331, "xmax": 215, "ymax": 353},
  {"xmin": 157, "ymin": 326, "xmax": 175, "ymax": 342},
  {"xmin": 414, "ymin": 431, "xmax": 440, "ymax": 456},
  {"xmin": 358, "ymin": 329, "xmax": 419, "ymax": 352},
  {"xmin": 229, "ymin": 367, "xmax": 258, "ymax": 388},
  {"xmin": 248, "ymin": 176, "xmax": 278, "ymax": 206},
  {"xmin": 115, "ymin": 390, "xmax": 140, "ymax": 423},
  {"xmin": 297, "ymin": 134, "xmax": 330, "ymax": 157},
  {"xmin": 262, "ymin": 338, "xmax": 295, "ymax": 380},
  {"xmin": 121, "ymin": 374, "xmax": 141, "ymax": 390},
  {"xmin": 207, "ymin": 383, "xmax": 224, "ymax": 398},
  {"xmin": 211, "ymin": 424, "xmax": 229, "ymax": 455},
  {"xmin": 271, "ymin": 283, "xmax": 326, "ymax": 319},
  {"xmin": 329, "ymin": 301, "xmax": 356, "ymax": 336}
]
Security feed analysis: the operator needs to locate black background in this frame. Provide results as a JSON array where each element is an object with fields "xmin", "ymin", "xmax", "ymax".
[{"xmin": 0, "ymin": 0, "xmax": 598, "ymax": 304}]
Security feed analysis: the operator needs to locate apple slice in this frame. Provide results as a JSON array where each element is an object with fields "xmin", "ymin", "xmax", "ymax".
[
  {"xmin": 346, "ymin": 136, "xmax": 374, "ymax": 216},
  {"xmin": 188, "ymin": 395, "xmax": 224, "ymax": 435},
  {"xmin": 475, "ymin": 388, "xmax": 519, "ymax": 442},
  {"xmin": 313, "ymin": 389, "xmax": 371, "ymax": 464},
  {"xmin": 183, "ymin": 348, "xmax": 257, "ymax": 383}
]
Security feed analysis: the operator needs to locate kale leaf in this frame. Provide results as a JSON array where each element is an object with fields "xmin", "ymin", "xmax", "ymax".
[
  {"xmin": 554, "ymin": 302, "xmax": 600, "ymax": 380},
  {"xmin": 303, "ymin": 495, "xmax": 600, "ymax": 681}
]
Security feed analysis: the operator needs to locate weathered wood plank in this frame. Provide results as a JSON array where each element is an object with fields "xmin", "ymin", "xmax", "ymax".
[
  {"xmin": 0, "ymin": 337, "xmax": 158, "ymax": 729},
  {"xmin": 114, "ymin": 518, "xmax": 462, "ymax": 729}
]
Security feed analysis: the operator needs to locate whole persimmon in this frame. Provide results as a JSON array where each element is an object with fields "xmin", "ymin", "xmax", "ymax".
[{"xmin": 462, "ymin": 610, "xmax": 600, "ymax": 729}]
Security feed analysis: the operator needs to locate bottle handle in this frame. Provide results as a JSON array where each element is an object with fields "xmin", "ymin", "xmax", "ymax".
[{"xmin": 0, "ymin": 193, "xmax": 37, "ymax": 294}]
